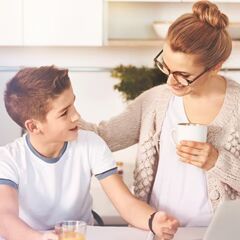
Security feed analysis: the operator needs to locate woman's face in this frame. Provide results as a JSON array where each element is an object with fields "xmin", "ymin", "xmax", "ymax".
[{"xmin": 162, "ymin": 44, "xmax": 210, "ymax": 96}]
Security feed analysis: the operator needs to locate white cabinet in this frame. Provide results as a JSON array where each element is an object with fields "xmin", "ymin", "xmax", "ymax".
[
  {"xmin": 23, "ymin": 0, "xmax": 103, "ymax": 46},
  {"xmin": 0, "ymin": 0, "xmax": 22, "ymax": 46}
]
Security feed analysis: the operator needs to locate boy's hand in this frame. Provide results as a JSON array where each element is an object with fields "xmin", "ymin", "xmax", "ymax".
[
  {"xmin": 152, "ymin": 211, "xmax": 180, "ymax": 240},
  {"xmin": 42, "ymin": 231, "xmax": 59, "ymax": 240}
]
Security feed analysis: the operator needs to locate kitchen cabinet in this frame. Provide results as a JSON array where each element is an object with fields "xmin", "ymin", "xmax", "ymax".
[
  {"xmin": 23, "ymin": 0, "xmax": 103, "ymax": 46},
  {"xmin": 0, "ymin": 0, "xmax": 22, "ymax": 46},
  {"xmin": 105, "ymin": 0, "xmax": 240, "ymax": 47},
  {"xmin": 0, "ymin": 0, "xmax": 103, "ymax": 46}
]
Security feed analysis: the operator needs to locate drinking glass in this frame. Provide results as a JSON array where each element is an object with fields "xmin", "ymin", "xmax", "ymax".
[{"xmin": 55, "ymin": 220, "xmax": 87, "ymax": 240}]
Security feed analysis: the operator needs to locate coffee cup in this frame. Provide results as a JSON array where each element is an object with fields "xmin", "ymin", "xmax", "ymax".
[{"xmin": 172, "ymin": 123, "xmax": 208, "ymax": 144}]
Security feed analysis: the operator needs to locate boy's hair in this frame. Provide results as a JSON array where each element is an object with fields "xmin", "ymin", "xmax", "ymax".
[
  {"xmin": 167, "ymin": 0, "xmax": 232, "ymax": 69},
  {"xmin": 4, "ymin": 65, "xmax": 71, "ymax": 129}
]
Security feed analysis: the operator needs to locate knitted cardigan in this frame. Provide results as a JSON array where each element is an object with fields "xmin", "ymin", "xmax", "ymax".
[{"xmin": 80, "ymin": 79, "xmax": 240, "ymax": 211}]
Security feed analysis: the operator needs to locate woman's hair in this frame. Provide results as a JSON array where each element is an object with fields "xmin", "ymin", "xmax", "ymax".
[
  {"xmin": 167, "ymin": 0, "xmax": 232, "ymax": 69},
  {"xmin": 4, "ymin": 66, "xmax": 71, "ymax": 129}
]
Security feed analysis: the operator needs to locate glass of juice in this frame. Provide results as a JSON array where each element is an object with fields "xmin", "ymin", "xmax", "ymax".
[{"xmin": 55, "ymin": 220, "xmax": 87, "ymax": 240}]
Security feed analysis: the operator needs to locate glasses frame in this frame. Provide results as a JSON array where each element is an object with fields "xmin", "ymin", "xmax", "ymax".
[{"xmin": 154, "ymin": 49, "xmax": 210, "ymax": 86}]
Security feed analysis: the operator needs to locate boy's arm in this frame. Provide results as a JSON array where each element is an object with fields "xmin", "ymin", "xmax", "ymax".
[
  {"xmin": 0, "ymin": 185, "xmax": 56, "ymax": 240},
  {"xmin": 100, "ymin": 174, "xmax": 179, "ymax": 239}
]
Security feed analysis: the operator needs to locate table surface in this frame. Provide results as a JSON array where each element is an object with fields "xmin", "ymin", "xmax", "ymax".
[{"xmin": 86, "ymin": 226, "xmax": 206, "ymax": 240}]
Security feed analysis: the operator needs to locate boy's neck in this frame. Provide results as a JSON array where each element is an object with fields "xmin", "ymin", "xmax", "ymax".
[{"xmin": 27, "ymin": 134, "xmax": 66, "ymax": 159}]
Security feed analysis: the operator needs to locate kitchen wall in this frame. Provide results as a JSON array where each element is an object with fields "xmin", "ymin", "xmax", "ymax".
[
  {"xmin": 1, "ymin": 46, "xmax": 240, "ymax": 135},
  {"xmin": 1, "ymin": 45, "xmax": 240, "ymax": 225},
  {"xmin": 1, "ymin": 45, "xmax": 240, "ymax": 171}
]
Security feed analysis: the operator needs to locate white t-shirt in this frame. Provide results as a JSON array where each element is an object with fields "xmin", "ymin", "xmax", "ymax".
[
  {"xmin": 0, "ymin": 130, "xmax": 117, "ymax": 230},
  {"xmin": 150, "ymin": 96, "xmax": 213, "ymax": 227}
]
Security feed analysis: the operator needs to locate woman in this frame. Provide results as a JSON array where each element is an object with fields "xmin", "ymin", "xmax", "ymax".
[{"xmin": 80, "ymin": 0, "xmax": 240, "ymax": 230}]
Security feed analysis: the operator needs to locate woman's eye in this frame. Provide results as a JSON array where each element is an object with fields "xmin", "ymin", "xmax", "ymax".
[{"xmin": 180, "ymin": 74, "xmax": 191, "ymax": 79}]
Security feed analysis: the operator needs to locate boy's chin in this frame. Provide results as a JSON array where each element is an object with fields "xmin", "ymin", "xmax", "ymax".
[{"xmin": 66, "ymin": 131, "xmax": 78, "ymax": 141}]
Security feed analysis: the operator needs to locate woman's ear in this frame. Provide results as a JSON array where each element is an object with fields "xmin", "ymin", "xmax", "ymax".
[
  {"xmin": 24, "ymin": 119, "xmax": 41, "ymax": 134},
  {"xmin": 211, "ymin": 61, "xmax": 224, "ymax": 73}
]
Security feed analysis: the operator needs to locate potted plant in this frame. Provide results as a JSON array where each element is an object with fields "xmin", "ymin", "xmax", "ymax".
[{"xmin": 111, "ymin": 65, "xmax": 167, "ymax": 101}]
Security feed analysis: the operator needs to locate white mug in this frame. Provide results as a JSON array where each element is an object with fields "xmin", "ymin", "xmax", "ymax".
[{"xmin": 172, "ymin": 123, "xmax": 208, "ymax": 144}]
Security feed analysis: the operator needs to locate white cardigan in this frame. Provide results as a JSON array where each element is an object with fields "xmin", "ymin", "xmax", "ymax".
[{"xmin": 80, "ymin": 79, "xmax": 240, "ymax": 211}]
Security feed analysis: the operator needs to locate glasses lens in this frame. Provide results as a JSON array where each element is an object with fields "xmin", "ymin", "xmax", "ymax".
[
  {"xmin": 156, "ymin": 61, "xmax": 169, "ymax": 75},
  {"xmin": 173, "ymin": 74, "xmax": 189, "ymax": 86}
]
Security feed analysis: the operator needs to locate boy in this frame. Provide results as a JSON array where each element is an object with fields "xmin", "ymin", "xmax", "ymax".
[{"xmin": 0, "ymin": 66, "xmax": 179, "ymax": 240}]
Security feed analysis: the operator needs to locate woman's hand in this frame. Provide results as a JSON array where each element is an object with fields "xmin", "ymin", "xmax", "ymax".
[
  {"xmin": 42, "ymin": 231, "xmax": 59, "ymax": 240},
  {"xmin": 176, "ymin": 141, "xmax": 219, "ymax": 170},
  {"xmin": 152, "ymin": 211, "xmax": 180, "ymax": 240}
]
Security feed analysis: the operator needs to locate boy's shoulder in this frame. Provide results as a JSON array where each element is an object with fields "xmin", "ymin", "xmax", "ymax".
[
  {"xmin": 75, "ymin": 130, "xmax": 107, "ymax": 148},
  {"xmin": 0, "ymin": 136, "xmax": 25, "ymax": 159},
  {"xmin": 77, "ymin": 129, "xmax": 101, "ymax": 141}
]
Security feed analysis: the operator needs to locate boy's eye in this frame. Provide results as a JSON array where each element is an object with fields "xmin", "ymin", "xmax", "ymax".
[{"xmin": 60, "ymin": 111, "xmax": 67, "ymax": 117}]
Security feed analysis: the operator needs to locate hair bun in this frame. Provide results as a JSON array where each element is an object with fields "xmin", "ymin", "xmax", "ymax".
[{"xmin": 192, "ymin": 1, "xmax": 229, "ymax": 29}]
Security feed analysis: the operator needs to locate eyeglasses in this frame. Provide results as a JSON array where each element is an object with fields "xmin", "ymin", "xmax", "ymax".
[{"xmin": 154, "ymin": 49, "xmax": 210, "ymax": 86}]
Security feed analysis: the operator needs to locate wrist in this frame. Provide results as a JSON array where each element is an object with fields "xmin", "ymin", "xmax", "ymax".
[{"xmin": 148, "ymin": 211, "xmax": 157, "ymax": 235}]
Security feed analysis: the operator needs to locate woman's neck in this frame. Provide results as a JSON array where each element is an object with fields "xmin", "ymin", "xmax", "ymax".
[
  {"xmin": 186, "ymin": 74, "xmax": 226, "ymax": 99},
  {"xmin": 182, "ymin": 75, "xmax": 227, "ymax": 124}
]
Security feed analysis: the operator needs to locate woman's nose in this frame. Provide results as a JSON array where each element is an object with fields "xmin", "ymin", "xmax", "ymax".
[{"xmin": 167, "ymin": 74, "xmax": 178, "ymax": 85}]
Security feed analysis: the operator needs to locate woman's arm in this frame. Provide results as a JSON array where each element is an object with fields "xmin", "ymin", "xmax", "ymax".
[
  {"xmin": 209, "ymin": 148, "xmax": 240, "ymax": 192},
  {"xmin": 100, "ymin": 174, "xmax": 179, "ymax": 239},
  {"xmin": 79, "ymin": 92, "xmax": 145, "ymax": 152}
]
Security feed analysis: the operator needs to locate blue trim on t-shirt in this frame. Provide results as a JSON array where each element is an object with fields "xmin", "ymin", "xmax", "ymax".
[
  {"xmin": 25, "ymin": 134, "xmax": 68, "ymax": 164},
  {"xmin": 0, "ymin": 178, "xmax": 18, "ymax": 189},
  {"xmin": 95, "ymin": 167, "xmax": 118, "ymax": 180}
]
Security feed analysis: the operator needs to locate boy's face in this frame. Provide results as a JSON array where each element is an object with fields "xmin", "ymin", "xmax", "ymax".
[{"xmin": 38, "ymin": 85, "xmax": 80, "ymax": 143}]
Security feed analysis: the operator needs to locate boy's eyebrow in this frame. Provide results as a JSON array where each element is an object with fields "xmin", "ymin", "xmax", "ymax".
[{"xmin": 58, "ymin": 95, "xmax": 76, "ymax": 114}]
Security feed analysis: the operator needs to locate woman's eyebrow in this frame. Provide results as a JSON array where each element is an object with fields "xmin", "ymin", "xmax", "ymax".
[{"xmin": 162, "ymin": 58, "xmax": 191, "ymax": 75}]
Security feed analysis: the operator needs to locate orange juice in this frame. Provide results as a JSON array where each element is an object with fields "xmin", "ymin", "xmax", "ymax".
[{"xmin": 59, "ymin": 232, "xmax": 85, "ymax": 240}]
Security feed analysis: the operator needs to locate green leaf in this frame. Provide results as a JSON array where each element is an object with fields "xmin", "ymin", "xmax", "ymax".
[{"xmin": 111, "ymin": 64, "xmax": 167, "ymax": 101}]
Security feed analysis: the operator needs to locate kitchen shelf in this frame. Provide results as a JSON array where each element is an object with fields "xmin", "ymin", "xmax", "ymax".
[
  {"xmin": 106, "ymin": 39, "xmax": 164, "ymax": 46},
  {"xmin": 106, "ymin": 39, "xmax": 240, "ymax": 47},
  {"xmin": 107, "ymin": 0, "xmax": 240, "ymax": 2},
  {"xmin": 107, "ymin": 0, "xmax": 180, "ymax": 2}
]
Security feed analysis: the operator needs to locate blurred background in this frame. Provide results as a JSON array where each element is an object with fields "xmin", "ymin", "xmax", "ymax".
[{"xmin": 0, "ymin": 0, "xmax": 240, "ymax": 225}]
